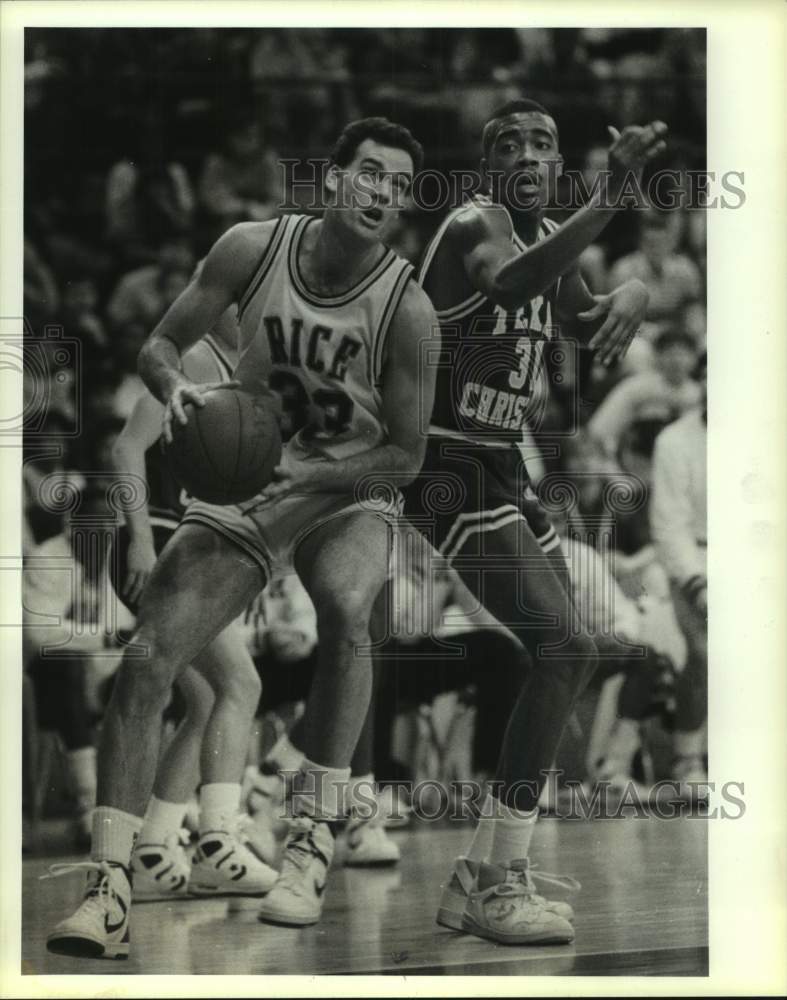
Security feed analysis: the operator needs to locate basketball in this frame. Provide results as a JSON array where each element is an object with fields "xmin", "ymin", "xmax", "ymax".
[{"xmin": 163, "ymin": 387, "xmax": 282, "ymax": 505}]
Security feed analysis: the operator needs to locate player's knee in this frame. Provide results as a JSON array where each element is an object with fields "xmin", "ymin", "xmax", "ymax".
[
  {"xmin": 213, "ymin": 658, "xmax": 261, "ymax": 708},
  {"xmin": 316, "ymin": 588, "xmax": 373, "ymax": 643}
]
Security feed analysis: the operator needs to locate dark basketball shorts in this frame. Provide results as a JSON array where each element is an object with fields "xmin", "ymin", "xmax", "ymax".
[{"xmin": 401, "ymin": 436, "xmax": 559, "ymax": 562}]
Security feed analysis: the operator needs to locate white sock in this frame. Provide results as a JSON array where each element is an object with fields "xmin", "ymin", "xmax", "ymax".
[
  {"xmin": 466, "ymin": 792, "xmax": 497, "ymax": 862},
  {"xmin": 292, "ymin": 759, "xmax": 350, "ymax": 820},
  {"xmin": 267, "ymin": 733, "xmax": 305, "ymax": 774},
  {"xmin": 346, "ymin": 772, "xmax": 376, "ymax": 819},
  {"xmin": 199, "ymin": 782, "xmax": 241, "ymax": 834},
  {"xmin": 488, "ymin": 795, "xmax": 539, "ymax": 866},
  {"xmin": 139, "ymin": 796, "xmax": 188, "ymax": 845},
  {"xmin": 92, "ymin": 806, "xmax": 143, "ymax": 867},
  {"xmin": 66, "ymin": 746, "xmax": 97, "ymax": 814}
]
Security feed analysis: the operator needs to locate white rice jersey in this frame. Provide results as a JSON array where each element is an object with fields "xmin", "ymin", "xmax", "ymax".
[{"xmin": 234, "ymin": 214, "xmax": 414, "ymax": 462}]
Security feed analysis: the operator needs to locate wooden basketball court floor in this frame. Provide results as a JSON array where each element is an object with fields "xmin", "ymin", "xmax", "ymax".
[{"xmin": 22, "ymin": 814, "xmax": 707, "ymax": 977}]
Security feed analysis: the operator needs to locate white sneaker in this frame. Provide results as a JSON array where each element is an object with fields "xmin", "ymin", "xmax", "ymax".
[
  {"xmin": 189, "ymin": 824, "xmax": 278, "ymax": 897},
  {"xmin": 437, "ymin": 856, "xmax": 579, "ymax": 932},
  {"xmin": 131, "ymin": 830, "xmax": 192, "ymax": 901},
  {"xmin": 448, "ymin": 858, "xmax": 575, "ymax": 945},
  {"xmin": 257, "ymin": 816, "xmax": 334, "ymax": 927},
  {"xmin": 344, "ymin": 814, "xmax": 400, "ymax": 867},
  {"xmin": 44, "ymin": 861, "xmax": 132, "ymax": 959}
]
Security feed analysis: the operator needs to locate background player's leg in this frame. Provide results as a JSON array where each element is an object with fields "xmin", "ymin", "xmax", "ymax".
[
  {"xmin": 150, "ymin": 667, "xmax": 214, "ymax": 807},
  {"xmin": 193, "ymin": 622, "xmax": 262, "ymax": 791}
]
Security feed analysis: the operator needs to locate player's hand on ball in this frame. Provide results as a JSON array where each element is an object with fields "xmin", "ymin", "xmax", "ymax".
[
  {"xmin": 579, "ymin": 278, "xmax": 649, "ymax": 366},
  {"xmin": 162, "ymin": 379, "xmax": 241, "ymax": 443},
  {"xmin": 254, "ymin": 459, "xmax": 324, "ymax": 508},
  {"xmin": 607, "ymin": 120, "xmax": 668, "ymax": 185}
]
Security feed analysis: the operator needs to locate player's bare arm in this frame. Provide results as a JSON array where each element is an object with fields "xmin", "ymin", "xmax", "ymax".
[
  {"xmin": 110, "ymin": 392, "xmax": 165, "ymax": 604},
  {"xmin": 452, "ymin": 121, "xmax": 667, "ymax": 310},
  {"xmin": 557, "ymin": 265, "xmax": 649, "ymax": 367},
  {"xmin": 257, "ymin": 281, "xmax": 439, "ymax": 502},
  {"xmin": 138, "ymin": 221, "xmax": 274, "ymax": 440}
]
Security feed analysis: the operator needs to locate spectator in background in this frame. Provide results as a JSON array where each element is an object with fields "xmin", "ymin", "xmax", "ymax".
[
  {"xmin": 106, "ymin": 238, "xmax": 195, "ymax": 343},
  {"xmin": 198, "ymin": 115, "xmax": 281, "ymax": 241},
  {"xmin": 24, "ymin": 238, "xmax": 60, "ymax": 331},
  {"xmin": 23, "ymin": 484, "xmax": 134, "ymax": 849},
  {"xmin": 105, "ymin": 115, "xmax": 196, "ymax": 266},
  {"xmin": 61, "ymin": 275, "xmax": 109, "ymax": 358},
  {"xmin": 588, "ymin": 328, "xmax": 701, "ymax": 460},
  {"xmin": 609, "ymin": 210, "xmax": 702, "ymax": 341},
  {"xmin": 650, "ymin": 351, "xmax": 708, "ymax": 794}
]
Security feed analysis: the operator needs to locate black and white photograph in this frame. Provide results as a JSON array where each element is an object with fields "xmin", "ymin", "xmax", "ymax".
[{"xmin": 1, "ymin": 1, "xmax": 784, "ymax": 993}]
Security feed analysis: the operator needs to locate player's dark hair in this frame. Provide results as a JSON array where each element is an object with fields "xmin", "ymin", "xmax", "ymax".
[
  {"xmin": 482, "ymin": 99, "xmax": 556, "ymax": 157},
  {"xmin": 330, "ymin": 117, "xmax": 424, "ymax": 175}
]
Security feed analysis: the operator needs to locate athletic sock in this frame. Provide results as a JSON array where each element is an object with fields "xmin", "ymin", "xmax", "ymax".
[
  {"xmin": 91, "ymin": 806, "xmax": 143, "ymax": 867},
  {"xmin": 466, "ymin": 791, "xmax": 498, "ymax": 862},
  {"xmin": 199, "ymin": 782, "xmax": 241, "ymax": 834},
  {"xmin": 66, "ymin": 746, "xmax": 97, "ymax": 815},
  {"xmin": 292, "ymin": 758, "xmax": 350, "ymax": 820},
  {"xmin": 346, "ymin": 771, "xmax": 376, "ymax": 819},
  {"xmin": 139, "ymin": 796, "xmax": 188, "ymax": 845},
  {"xmin": 487, "ymin": 795, "xmax": 539, "ymax": 866}
]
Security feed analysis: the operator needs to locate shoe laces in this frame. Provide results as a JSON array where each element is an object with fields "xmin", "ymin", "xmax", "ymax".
[
  {"xmin": 40, "ymin": 860, "xmax": 124, "ymax": 915},
  {"xmin": 525, "ymin": 864, "xmax": 581, "ymax": 894},
  {"xmin": 280, "ymin": 819, "xmax": 324, "ymax": 878},
  {"xmin": 162, "ymin": 828, "xmax": 192, "ymax": 861}
]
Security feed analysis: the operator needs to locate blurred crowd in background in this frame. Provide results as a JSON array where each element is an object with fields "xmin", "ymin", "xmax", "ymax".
[{"xmin": 22, "ymin": 28, "xmax": 707, "ymax": 843}]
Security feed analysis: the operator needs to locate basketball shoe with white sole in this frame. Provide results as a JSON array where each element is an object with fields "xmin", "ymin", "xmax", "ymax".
[
  {"xmin": 44, "ymin": 860, "xmax": 132, "ymax": 959},
  {"xmin": 344, "ymin": 813, "xmax": 400, "ymax": 867},
  {"xmin": 189, "ymin": 825, "xmax": 278, "ymax": 897},
  {"xmin": 257, "ymin": 816, "xmax": 334, "ymax": 927},
  {"xmin": 131, "ymin": 830, "xmax": 192, "ymax": 901},
  {"xmin": 437, "ymin": 856, "xmax": 579, "ymax": 934}
]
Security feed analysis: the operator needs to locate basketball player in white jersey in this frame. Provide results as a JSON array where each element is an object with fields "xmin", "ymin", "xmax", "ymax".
[
  {"xmin": 46, "ymin": 117, "xmax": 438, "ymax": 957},
  {"xmin": 108, "ymin": 307, "xmax": 279, "ymax": 901},
  {"xmin": 403, "ymin": 99, "xmax": 667, "ymax": 945}
]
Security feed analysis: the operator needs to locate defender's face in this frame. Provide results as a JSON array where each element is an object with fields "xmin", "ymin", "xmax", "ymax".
[
  {"xmin": 332, "ymin": 138, "xmax": 414, "ymax": 242},
  {"xmin": 484, "ymin": 112, "xmax": 560, "ymax": 211}
]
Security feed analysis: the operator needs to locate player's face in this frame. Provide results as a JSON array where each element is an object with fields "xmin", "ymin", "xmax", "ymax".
[
  {"xmin": 332, "ymin": 138, "xmax": 414, "ymax": 242},
  {"xmin": 483, "ymin": 112, "xmax": 561, "ymax": 212}
]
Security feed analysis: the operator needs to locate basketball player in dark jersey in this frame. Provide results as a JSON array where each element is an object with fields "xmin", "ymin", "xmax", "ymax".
[
  {"xmin": 109, "ymin": 313, "xmax": 279, "ymax": 901},
  {"xmin": 403, "ymin": 99, "xmax": 667, "ymax": 944},
  {"xmin": 46, "ymin": 118, "xmax": 438, "ymax": 958}
]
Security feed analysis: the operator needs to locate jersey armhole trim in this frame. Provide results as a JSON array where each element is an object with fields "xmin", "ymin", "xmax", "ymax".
[
  {"xmin": 237, "ymin": 215, "xmax": 290, "ymax": 321},
  {"xmin": 372, "ymin": 263, "xmax": 415, "ymax": 386},
  {"xmin": 203, "ymin": 333, "xmax": 235, "ymax": 380}
]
